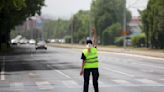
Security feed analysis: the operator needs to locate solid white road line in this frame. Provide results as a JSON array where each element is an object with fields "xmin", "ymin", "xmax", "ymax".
[
  {"xmin": 133, "ymin": 62, "xmax": 164, "ymax": 70},
  {"xmin": 0, "ymin": 56, "xmax": 5, "ymax": 80},
  {"xmin": 35, "ymin": 81, "xmax": 54, "ymax": 89},
  {"xmin": 55, "ymin": 70, "xmax": 71, "ymax": 79},
  {"xmin": 111, "ymin": 52, "xmax": 164, "ymax": 61}
]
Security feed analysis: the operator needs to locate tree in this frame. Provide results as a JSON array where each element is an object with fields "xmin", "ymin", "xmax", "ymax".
[
  {"xmin": 0, "ymin": 0, "xmax": 45, "ymax": 50},
  {"xmin": 102, "ymin": 23, "xmax": 122, "ymax": 45},
  {"xmin": 141, "ymin": 0, "xmax": 164, "ymax": 49},
  {"xmin": 91, "ymin": 0, "xmax": 131, "ymax": 44},
  {"xmin": 70, "ymin": 10, "xmax": 90, "ymax": 43},
  {"xmin": 43, "ymin": 19, "xmax": 70, "ymax": 39}
]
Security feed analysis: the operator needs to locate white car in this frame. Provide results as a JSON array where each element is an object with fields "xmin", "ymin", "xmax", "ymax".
[
  {"xmin": 35, "ymin": 41, "xmax": 47, "ymax": 50},
  {"xmin": 11, "ymin": 39, "xmax": 18, "ymax": 45},
  {"xmin": 19, "ymin": 38, "xmax": 28, "ymax": 44},
  {"xmin": 29, "ymin": 39, "xmax": 36, "ymax": 44}
]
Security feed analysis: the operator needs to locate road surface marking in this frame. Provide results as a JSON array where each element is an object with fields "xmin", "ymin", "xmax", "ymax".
[
  {"xmin": 55, "ymin": 70, "xmax": 71, "ymax": 79},
  {"xmin": 10, "ymin": 82, "xmax": 24, "ymax": 89},
  {"xmin": 89, "ymin": 80, "xmax": 108, "ymax": 87},
  {"xmin": 102, "ymin": 66, "xmax": 135, "ymax": 77},
  {"xmin": 112, "ymin": 79, "xmax": 130, "ymax": 84},
  {"xmin": 99, "ymin": 81, "xmax": 109, "ymax": 87},
  {"xmin": 161, "ymin": 79, "xmax": 164, "ymax": 81},
  {"xmin": 136, "ymin": 79, "xmax": 159, "ymax": 84},
  {"xmin": 141, "ymin": 69, "xmax": 155, "ymax": 73},
  {"xmin": 0, "ymin": 56, "xmax": 5, "ymax": 80},
  {"xmin": 29, "ymin": 72, "xmax": 36, "ymax": 76},
  {"xmin": 134, "ymin": 62, "xmax": 164, "ymax": 70},
  {"xmin": 111, "ymin": 52, "xmax": 164, "ymax": 61},
  {"xmin": 35, "ymin": 81, "xmax": 54, "ymax": 89},
  {"xmin": 62, "ymin": 80, "xmax": 79, "ymax": 88},
  {"xmin": 101, "ymin": 52, "xmax": 164, "ymax": 70}
]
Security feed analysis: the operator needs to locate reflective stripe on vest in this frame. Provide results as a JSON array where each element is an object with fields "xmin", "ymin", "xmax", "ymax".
[{"xmin": 83, "ymin": 48, "xmax": 99, "ymax": 69}]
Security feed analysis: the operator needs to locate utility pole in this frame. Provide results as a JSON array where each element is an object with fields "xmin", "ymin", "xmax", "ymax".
[
  {"xmin": 71, "ymin": 18, "xmax": 74, "ymax": 44},
  {"xmin": 123, "ymin": 0, "xmax": 127, "ymax": 48},
  {"xmin": 89, "ymin": 11, "xmax": 92, "ymax": 38}
]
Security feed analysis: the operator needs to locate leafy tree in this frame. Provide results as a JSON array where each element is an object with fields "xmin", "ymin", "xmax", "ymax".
[
  {"xmin": 102, "ymin": 23, "xmax": 122, "ymax": 45},
  {"xmin": 141, "ymin": 0, "xmax": 164, "ymax": 49},
  {"xmin": 70, "ymin": 10, "xmax": 90, "ymax": 43},
  {"xmin": 0, "ymin": 0, "xmax": 45, "ymax": 50},
  {"xmin": 43, "ymin": 19, "xmax": 70, "ymax": 39},
  {"xmin": 91, "ymin": 0, "xmax": 131, "ymax": 44},
  {"xmin": 115, "ymin": 37, "xmax": 123, "ymax": 46}
]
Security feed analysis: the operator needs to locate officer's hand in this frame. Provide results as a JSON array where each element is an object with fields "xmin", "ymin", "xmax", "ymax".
[{"xmin": 80, "ymin": 70, "xmax": 84, "ymax": 76}]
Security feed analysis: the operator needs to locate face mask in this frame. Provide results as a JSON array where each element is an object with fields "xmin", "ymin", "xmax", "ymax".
[{"xmin": 86, "ymin": 43, "xmax": 92, "ymax": 48}]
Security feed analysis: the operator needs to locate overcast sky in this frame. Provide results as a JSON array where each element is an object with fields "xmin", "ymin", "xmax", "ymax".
[{"xmin": 41, "ymin": 0, "xmax": 149, "ymax": 19}]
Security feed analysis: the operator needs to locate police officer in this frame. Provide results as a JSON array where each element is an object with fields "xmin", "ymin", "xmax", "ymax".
[{"xmin": 80, "ymin": 27, "xmax": 99, "ymax": 92}]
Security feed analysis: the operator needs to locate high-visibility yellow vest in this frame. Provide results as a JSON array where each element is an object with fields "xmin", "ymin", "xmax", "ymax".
[{"xmin": 83, "ymin": 48, "xmax": 99, "ymax": 69}]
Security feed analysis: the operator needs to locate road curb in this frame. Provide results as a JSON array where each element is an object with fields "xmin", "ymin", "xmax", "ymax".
[{"xmin": 48, "ymin": 43, "xmax": 164, "ymax": 59}]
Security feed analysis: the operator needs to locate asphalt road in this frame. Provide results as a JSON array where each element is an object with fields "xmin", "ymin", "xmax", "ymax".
[{"xmin": 0, "ymin": 44, "xmax": 164, "ymax": 92}]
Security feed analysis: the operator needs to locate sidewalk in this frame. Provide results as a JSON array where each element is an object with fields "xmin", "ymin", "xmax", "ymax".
[{"xmin": 48, "ymin": 43, "xmax": 164, "ymax": 58}]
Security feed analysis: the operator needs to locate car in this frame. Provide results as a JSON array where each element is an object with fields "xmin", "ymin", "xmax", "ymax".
[
  {"xmin": 35, "ymin": 41, "xmax": 47, "ymax": 50},
  {"xmin": 29, "ymin": 39, "xmax": 36, "ymax": 44},
  {"xmin": 19, "ymin": 38, "xmax": 28, "ymax": 44},
  {"xmin": 11, "ymin": 39, "xmax": 18, "ymax": 45}
]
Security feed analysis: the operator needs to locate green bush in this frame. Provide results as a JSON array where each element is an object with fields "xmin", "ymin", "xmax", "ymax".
[
  {"xmin": 131, "ymin": 33, "xmax": 146, "ymax": 47},
  {"xmin": 102, "ymin": 23, "xmax": 122, "ymax": 45},
  {"xmin": 115, "ymin": 37, "xmax": 123, "ymax": 46}
]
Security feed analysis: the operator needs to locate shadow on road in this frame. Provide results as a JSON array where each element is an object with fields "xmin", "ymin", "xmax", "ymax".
[
  {"xmin": 0, "ymin": 45, "xmax": 80, "ymax": 72},
  {"xmin": 4, "ymin": 60, "xmax": 80, "ymax": 72}
]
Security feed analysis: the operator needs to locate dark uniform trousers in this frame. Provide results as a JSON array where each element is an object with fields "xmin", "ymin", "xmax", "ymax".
[{"xmin": 83, "ymin": 68, "xmax": 99, "ymax": 92}]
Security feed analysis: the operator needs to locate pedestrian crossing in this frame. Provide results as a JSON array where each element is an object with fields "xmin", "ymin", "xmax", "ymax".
[
  {"xmin": 35, "ymin": 81, "xmax": 54, "ymax": 89},
  {"xmin": 1, "ymin": 78, "xmax": 164, "ymax": 90}
]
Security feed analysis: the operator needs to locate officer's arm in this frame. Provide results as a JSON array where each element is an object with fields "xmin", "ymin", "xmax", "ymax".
[
  {"xmin": 80, "ymin": 60, "xmax": 85, "ymax": 76},
  {"xmin": 92, "ymin": 27, "xmax": 97, "ymax": 47},
  {"xmin": 81, "ymin": 60, "xmax": 85, "ymax": 69}
]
